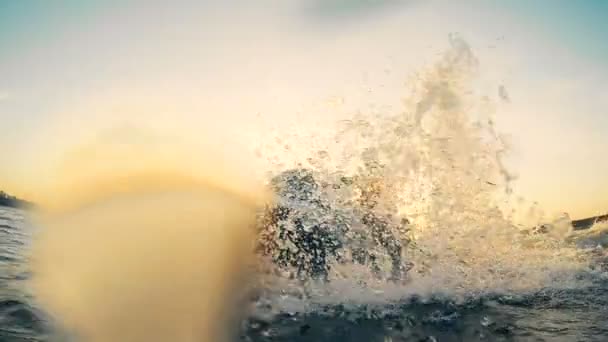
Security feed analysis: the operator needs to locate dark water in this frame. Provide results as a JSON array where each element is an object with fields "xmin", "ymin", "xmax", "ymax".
[
  {"xmin": 2, "ymin": 206, "xmax": 608, "ymax": 342},
  {"xmin": 242, "ymin": 286, "xmax": 608, "ymax": 342},
  {"xmin": 0, "ymin": 207, "xmax": 45, "ymax": 341}
]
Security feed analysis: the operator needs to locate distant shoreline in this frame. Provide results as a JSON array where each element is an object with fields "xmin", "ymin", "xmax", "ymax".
[
  {"xmin": 571, "ymin": 214, "xmax": 608, "ymax": 230},
  {"xmin": 0, "ymin": 191, "xmax": 35, "ymax": 209},
  {"xmin": 1, "ymin": 189, "xmax": 605, "ymax": 230}
]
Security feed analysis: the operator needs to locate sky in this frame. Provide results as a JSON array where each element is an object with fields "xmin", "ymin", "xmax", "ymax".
[{"xmin": 0, "ymin": 0, "xmax": 607, "ymax": 219}]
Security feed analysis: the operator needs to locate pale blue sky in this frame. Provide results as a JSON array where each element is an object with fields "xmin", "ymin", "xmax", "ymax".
[{"xmin": 0, "ymin": 1, "xmax": 606, "ymax": 217}]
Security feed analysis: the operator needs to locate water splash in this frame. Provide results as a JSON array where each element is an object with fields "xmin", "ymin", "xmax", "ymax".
[{"xmin": 252, "ymin": 36, "xmax": 589, "ymax": 311}]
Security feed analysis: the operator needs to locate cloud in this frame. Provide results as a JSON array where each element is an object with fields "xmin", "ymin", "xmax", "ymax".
[{"xmin": 302, "ymin": 0, "xmax": 412, "ymax": 23}]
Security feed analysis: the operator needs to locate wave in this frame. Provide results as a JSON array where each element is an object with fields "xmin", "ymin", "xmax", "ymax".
[{"xmin": 249, "ymin": 35, "xmax": 594, "ymax": 315}]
